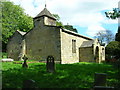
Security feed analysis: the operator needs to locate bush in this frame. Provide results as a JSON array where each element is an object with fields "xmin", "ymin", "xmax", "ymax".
[{"xmin": 106, "ymin": 41, "xmax": 120, "ymax": 62}]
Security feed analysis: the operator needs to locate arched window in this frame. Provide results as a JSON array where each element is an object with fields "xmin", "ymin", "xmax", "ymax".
[{"xmin": 72, "ymin": 39, "xmax": 76, "ymax": 53}]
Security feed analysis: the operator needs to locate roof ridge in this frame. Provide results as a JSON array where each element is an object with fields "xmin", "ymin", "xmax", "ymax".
[
  {"xmin": 62, "ymin": 29, "xmax": 93, "ymax": 40},
  {"xmin": 34, "ymin": 8, "xmax": 56, "ymax": 20}
]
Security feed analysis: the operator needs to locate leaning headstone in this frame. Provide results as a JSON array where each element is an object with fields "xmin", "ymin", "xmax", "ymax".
[
  {"xmin": 94, "ymin": 73, "xmax": 107, "ymax": 86},
  {"xmin": 22, "ymin": 79, "xmax": 36, "ymax": 90},
  {"xmin": 46, "ymin": 56, "xmax": 55, "ymax": 73},
  {"xmin": 22, "ymin": 55, "xmax": 28, "ymax": 68}
]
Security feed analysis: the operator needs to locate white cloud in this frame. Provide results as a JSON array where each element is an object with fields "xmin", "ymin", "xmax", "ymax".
[
  {"xmin": 9, "ymin": 0, "xmax": 119, "ymax": 36},
  {"xmin": 86, "ymin": 24, "xmax": 106, "ymax": 36}
]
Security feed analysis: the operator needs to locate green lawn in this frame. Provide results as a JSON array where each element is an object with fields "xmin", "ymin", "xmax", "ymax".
[{"xmin": 2, "ymin": 61, "xmax": 119, "ymax": 88}]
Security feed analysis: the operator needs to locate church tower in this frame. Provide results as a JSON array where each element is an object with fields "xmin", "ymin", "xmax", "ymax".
[{"xmin": 33, "ymin": 7, "xmax": 56, "ymax": 26}]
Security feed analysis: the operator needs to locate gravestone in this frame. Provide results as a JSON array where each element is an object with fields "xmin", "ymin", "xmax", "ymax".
[
  {"xmin": 23, "ymin": 79, "xmax": 36, "ymax": 90},
  {"xmin": 46, "ymin": 56, "xmax": 55, "ymax": 73},
  {"xmin": 94, "ymin": 73, "xmax": 115, "ymax": 90},
  {"xmin": 22, "ymin": 55, "xmax": 28, "ymax": 68},
  {"xmin": 94, "ymin": 73, "xmax": 107, "ymax": 86}
]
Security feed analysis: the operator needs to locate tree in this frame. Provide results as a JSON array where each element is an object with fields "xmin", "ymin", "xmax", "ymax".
[
  {"xmin": 106, "ymin": 41, "xmax": 120, "ymax": 60},
  {"xmin": 105, "ymin": 30, "xmax": 115, "ymax": 44},
  {"xmin": 105, "ymin": 8, "xmax": 120, "ymax": 41},
  {"xmin": 64, "ymin": 25, "xmax": 78, "ymax": 33},
  {"xmin": 105, "ymin": 8, "xmax": 120, "ymax": 87},
  {"xmin": 105, "ymin": 8, "xmax": 120, "ymax": 19},
  {"xmin": 1, "ymin": 1, "xmax": 33, "ymax": 51},
  {"xmin": 94, "ymin": 30, "xmax": 114, "ymax": 45},
  {"xmin": 52, "ymin": 14, "xmax": 63, "ymax": 27}
]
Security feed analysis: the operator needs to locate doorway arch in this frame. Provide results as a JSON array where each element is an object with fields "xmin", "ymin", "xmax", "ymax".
[{"xmin": 95, "ymin": 46, "xmax": 99, "ymax": 62}]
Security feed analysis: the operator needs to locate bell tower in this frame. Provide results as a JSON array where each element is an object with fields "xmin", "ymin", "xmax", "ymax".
[{"xmin": 33, "ymin": 7, "xmax": 56, "ymax": 27}]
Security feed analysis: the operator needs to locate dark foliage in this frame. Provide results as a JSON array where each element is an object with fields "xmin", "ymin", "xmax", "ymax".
[{"xmin": 106, "ymin": 41, "xmax": 120, "ymax": 62}]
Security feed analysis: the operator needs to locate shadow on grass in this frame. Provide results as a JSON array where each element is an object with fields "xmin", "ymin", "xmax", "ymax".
[{"xmin": 2, "ymin": 62, "xmax": 118, "ymax": 88}]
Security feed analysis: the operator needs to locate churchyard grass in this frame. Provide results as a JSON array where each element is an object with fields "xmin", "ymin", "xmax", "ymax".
[{"xmin": 2, "ymin": 61, "xmax": 118, "ymax": 88}]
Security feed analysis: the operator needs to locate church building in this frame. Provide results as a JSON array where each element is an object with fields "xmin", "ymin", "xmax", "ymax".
[{"xmin": 7, "ymin": 7, "xmax": 105, "ymax": 64}]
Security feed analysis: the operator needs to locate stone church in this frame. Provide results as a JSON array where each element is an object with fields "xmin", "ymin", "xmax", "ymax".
[{"xmin": 7, "ymin": 7, "xmax": 105, "ymax": 64}]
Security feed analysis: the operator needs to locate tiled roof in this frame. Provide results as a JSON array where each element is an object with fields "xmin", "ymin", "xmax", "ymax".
[
  {"xmin": 34, "ymin": 8, "xmax": 56, "ymax": 20},
  {"xmin": 80, "ymin": 40, "xmax": 94, "ymax": 47}
]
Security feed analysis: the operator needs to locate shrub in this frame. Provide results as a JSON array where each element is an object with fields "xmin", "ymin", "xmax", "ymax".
[{"xmin": 106, "ymin": 41, "xmax": 120, "ymax": 62}]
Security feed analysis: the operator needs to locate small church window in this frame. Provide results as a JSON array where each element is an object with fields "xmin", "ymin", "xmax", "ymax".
[{"xmin": 72, "ymin": 39, "xmax": 76, "ymax": 53}]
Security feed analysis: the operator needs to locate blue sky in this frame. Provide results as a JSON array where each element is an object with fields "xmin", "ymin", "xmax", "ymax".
[
  {"xmin": 74, "ymin": 10, "xmax": 118, "ymax": 38},
  {"xmin": 9, "ymin": 0, "xmax": 119, "ymax": 38}
]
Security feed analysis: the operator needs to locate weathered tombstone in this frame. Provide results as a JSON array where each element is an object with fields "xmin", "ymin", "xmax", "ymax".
[
  {"xmin": 94, "ymin": 73, "xmax": 107, "ymax": 86},
  {"xmin": 22, "ymin": 55, "xmax": 28, "ymax": 68},
  {"xmin": 93, "ymin": 73, "xmax": 115, "ymax": 90},
  {"xmin": 46, "ymin": 56, "xmax": 55, "ymax": 73},
  {"xmin": 22, "ymin": 79, "xmax": 36, "ymax": 90}
]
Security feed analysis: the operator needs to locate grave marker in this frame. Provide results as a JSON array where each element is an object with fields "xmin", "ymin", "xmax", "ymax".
[
  {"xmin": 23, "ymin": 79, "xmax": 36, "ymax": 89},
  {"xmin": 93, "ymin": 73, "xmax": 114, "ymax": 89},
  {"xmin": 46, "ymin": 56, "xmax": 55, "ymax": 73},
  {"xmin": 22, "ymin": 55, "xmax": 28, "ymax": 68},
  {"xmin": 94, "ymin": 73, "xmax": 107, "ymax": 86}
]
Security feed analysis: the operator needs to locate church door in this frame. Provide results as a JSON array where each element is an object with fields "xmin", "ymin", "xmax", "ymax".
[{"xmin": 95, "ymin": 46, "xmax": 99, "ymax": 62}]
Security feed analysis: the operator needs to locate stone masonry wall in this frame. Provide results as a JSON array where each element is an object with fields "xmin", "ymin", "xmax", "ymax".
[
  {"xmin": 25, "ymin": 19, "xmax": 61, "ymax": 63},
  {"xmin": 79, "ymin": 47, "xmax": 94, "ymax": 62},
  {"xmin": 93, "ymin": 39, "xmax": 105, "ymax": 63},
  {"xmin": 60, "ymin": 30, "xmax": 89, "ymax": 64},
  {"xmin": 100, "ymin": 46, "xmax": 105, "ymax": 62},
  {"xmin": 7, "ymin": 32, "xmax": 23, "ymax": 61}
]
